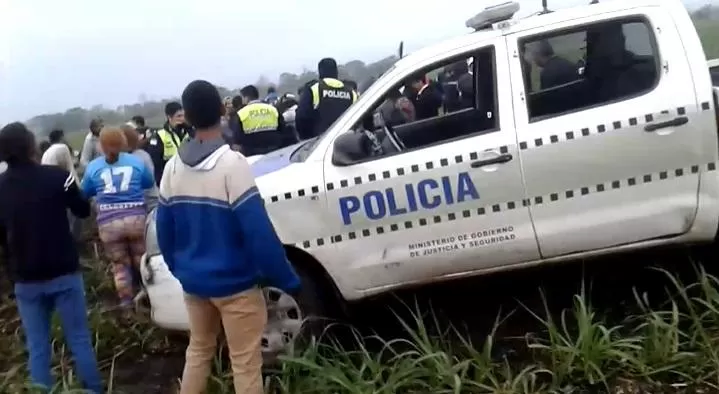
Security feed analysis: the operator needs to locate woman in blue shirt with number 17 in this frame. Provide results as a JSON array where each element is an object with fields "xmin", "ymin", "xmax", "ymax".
[{"xmin": 81, "ymin": 127, "xmax": 155, "ymax": 309}]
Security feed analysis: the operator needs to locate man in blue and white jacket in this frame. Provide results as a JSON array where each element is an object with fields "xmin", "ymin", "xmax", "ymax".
[{"xmin": 156, "ymin": 79, "xmax": 300, "ymax": 394}]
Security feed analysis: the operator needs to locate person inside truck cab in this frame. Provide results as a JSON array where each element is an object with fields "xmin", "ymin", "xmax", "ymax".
[
  {"xmin": 586, "ymin": 25, "xmax": 654, "ymax": 101},
  {"xmin": 442, "ymin": 60, "xmax": 474, "ymax": 112},
  {"xmin": 379, "ymin": 87, "xmax": 416, "ymax": 127},
  {"xmin": 531, "ymin": 40, "xmax": 578, "ymax": 89},
  {"xmin": 405, "ymin": 73, "xmax": 443, "ymax": 120},
  {"xmin": 519, "ymin": 43, "xmax": 533, "ymax": 90}
]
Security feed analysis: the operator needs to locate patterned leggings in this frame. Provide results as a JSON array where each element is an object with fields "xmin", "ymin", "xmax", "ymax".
[{"xmin": 98, "ymin": 215, "xmax": 146, "ymax": 305}]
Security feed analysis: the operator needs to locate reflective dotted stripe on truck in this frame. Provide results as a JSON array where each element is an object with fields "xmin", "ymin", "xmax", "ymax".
[
  {"xmin": 295, "ymin": 160, "xmax": 717, "ymax": 249},
  {"xmin": 516, "ymin": 104, "xmax": 710, "ymax": 150},
  {"xmin": 265, "ymin": 102, "xmax": 713, "ymax": 205}
]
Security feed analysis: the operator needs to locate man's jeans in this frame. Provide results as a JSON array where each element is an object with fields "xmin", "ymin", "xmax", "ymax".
[{"xmin": 15, "ymin": 273, "xmax": 102, "ymax": 393}]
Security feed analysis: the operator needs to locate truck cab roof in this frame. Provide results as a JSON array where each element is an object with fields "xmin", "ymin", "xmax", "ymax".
[{"xmin": 394, "ymin": 0, "xmax": 674, "ymax": 74}]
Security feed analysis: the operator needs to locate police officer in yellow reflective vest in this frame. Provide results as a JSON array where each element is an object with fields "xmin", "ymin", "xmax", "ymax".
[
  {"xmin": 229, "ymin": 85, "xmax": 296, "ymax": 156},
  {"xmin": 145, "ymin": 101, "xmax": 192, "ymax": 184},
  {"xmin": 296, "ymin": 57, "xmax": 358, "ymax": 140}
]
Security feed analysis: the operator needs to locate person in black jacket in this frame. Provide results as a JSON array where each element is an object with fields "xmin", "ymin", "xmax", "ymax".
[
  {"xmin": 531, "ymin": 40, "xmax": 578, "ymax": 90},
  {"xmin": 405, "ymin": 73, "xmax": 443, "ymax": 120},
  {"xmin": 0, "ymin": 122, "xmax": 102, "ymax": 393}
]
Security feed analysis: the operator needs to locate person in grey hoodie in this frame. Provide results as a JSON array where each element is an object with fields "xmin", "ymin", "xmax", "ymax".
[
  {"xmin": 156, "ymin": 80, "xmax": 300, "ymax": 394},
  {"xmin": 79, "ymin": 118, "xmax": 104, "ymax": 170}
]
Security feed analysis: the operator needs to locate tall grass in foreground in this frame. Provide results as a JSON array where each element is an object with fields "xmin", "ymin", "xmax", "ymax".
[
  {"xmin": 5, "ymin": 263, "xmax": 719, "ymax": 392},
  {"xmin": 266, "ymin": 265, "xmax": 719, "ymax": 394}
]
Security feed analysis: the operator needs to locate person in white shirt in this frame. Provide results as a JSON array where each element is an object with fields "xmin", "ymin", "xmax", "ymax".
[
  {"xmin": 41, "ymin": 129, "xmax": 81, "ymax": 237},
  {"xmin": 79, "ymin": 118, "xmax": 104, "ymax": 169},
  {"xmin": 41, "ymin": 129, "xmax": 77, "ymax": 180}
]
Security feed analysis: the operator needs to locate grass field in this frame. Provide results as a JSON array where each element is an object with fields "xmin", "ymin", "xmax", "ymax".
[
  {"xmin": 10, "ymin": 18, "xmax": 719, "ymax": 394},
  {"xmin": 3, "ymin": 243, "xmax": 719, "ymax": 393},
  {"xmin": 697, "ymin": 21, "xmax": 719, "ymax": 59}
]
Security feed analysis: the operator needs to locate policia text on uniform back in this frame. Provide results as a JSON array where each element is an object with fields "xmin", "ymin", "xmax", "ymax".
[{"xmin": 295, "ymin": 58, "xmax": 358, "ymax": 140}]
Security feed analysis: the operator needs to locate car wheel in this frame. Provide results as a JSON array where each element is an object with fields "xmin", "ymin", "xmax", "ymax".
[{"xmin": 261, "ymin": 264, "xmax": 335, "ymax": 365}]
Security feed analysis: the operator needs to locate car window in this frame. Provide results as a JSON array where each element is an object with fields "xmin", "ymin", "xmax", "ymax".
[
  {"xmin": 523, "ymin": 31, "xmax": 586, "ymax": 92},
  {"xmin": 332, "ymin": 47, "xmax": 499, "ymax": 166},
  {"xmin": 710, "ymin": 66, "xmax": 719, "ymax": 87},
  {"xmin": 520, "ymin": 17, "xmax": 659, "ymax": 120}
]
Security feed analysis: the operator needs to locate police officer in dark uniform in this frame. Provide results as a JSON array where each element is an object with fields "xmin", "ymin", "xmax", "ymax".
[
  {"xmin": 442, "ymin": 61, "xmax": 474, "ymax": 112},
  {"xmin": 295, "ymin": 58, "xmax": 358, "ymax": 140},
  {"xmin": 229, "ymin": 85, "xmax": 295, "ymax": 156}
]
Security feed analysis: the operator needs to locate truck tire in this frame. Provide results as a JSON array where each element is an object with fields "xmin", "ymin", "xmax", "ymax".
[{"xmin": 262, "ymin": 262, "xmax": 339, "ymax": 365}]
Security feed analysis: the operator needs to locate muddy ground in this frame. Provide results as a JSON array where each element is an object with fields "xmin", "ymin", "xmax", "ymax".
[{"xmin": 40, "ymin": 244, "xmax": 719, "ymax": 393}]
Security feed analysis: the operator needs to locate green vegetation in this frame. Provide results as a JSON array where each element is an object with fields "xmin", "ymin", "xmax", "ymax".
[
  {"xmin": 0, "ymin": 220, "xmax": 718, "ymax": 393},
  {"xmin": 66, "ymin": 132, "xmax": 87, "ymax": 153},
  {"xmin": 4, "ymin": 7, "xmax": 719, "ymax": 393},
  {"xmin": 697, "ymin": 21, "xmax": 719, "ymax": 59},
  {"xmin": 6, "ymin": 243, "xmax": 719, "ymax": 393}
]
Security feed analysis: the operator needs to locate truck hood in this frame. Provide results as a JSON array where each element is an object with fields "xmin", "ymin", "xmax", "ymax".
[{"xmin": 249, "ymin": 141, "xmax": 306, "ymax": 178}]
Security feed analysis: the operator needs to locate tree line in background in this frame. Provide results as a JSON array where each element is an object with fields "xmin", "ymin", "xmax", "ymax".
[
  {"xmin": 21, "ymin": 5, "xmax": 719, "ymax": 137},
  {"xmin": 25, "ymin": 56, "xmax": 398, "ymax": 136}
]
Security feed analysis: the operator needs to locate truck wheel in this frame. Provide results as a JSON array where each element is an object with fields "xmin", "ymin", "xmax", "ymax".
[{"xmin": 261, "ymin": 263, "xmax": 336, "ymax": 366}]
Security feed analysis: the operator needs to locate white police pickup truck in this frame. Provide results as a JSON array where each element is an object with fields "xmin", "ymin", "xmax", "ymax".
[{"xmin": 139, "ymin": 0, "xmax": 719, "ymax": 362}]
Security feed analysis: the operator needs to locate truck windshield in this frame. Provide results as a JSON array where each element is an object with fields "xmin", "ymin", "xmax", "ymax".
[{"xmin": 290, "ymin": 137, "xmax": 319, "ymax": 162}]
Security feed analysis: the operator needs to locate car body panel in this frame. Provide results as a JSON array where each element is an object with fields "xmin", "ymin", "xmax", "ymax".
[
  {"xmin": 506, "ymin": 4, "xmax": 717, "ymax": 258},
  {"xmin": 250, "ymin": 141, "xmax": 306, "ymax": 178},
  {"xmin": 141, "ymin": 0, "xmax": 719, "ymax": 336}
]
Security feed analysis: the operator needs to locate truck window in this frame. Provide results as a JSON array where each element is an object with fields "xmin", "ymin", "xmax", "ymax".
[
  {"xmin": 332, "ymin": 47, "xmax": 499, "ymax": 166},
  {"xmin": 520, "ymin": 17, "xmax": 659, "ymax": 120},
  {"xmin": 372, "ymin": 48, "xmax": 497, "ymax": 153},
  {"xmin": 710, "ymin": 65, "xmax": 719, "ymax": 87}
]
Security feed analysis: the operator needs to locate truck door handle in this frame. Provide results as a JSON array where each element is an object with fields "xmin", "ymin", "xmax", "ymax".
[
  {"xmin": 644, "ymin": 116, "xmax": 688, "ymax": 132},
  {"xmin": 470, "ymin": 153, "xmax": 513, "ymax": 168}
]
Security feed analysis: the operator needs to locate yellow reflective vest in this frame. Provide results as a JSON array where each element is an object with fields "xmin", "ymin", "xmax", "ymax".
[
  {"xmin": 157, "ymin": 128, "xmax": 190, "ymax": 160},
  {"xmin": 238, "ymin": 102, "xmax": 280, "ymax": 133}
]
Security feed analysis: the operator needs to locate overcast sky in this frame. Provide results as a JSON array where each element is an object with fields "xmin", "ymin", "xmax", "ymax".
[{"xmin": 0, "ymin": 0, "xmax": 708, "ymax": 124}]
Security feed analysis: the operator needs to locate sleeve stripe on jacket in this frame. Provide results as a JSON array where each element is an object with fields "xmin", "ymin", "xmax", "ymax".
[
  {"xmin": 231, "ymin": 186, "xmax": 260, "ymax": 210},
  {"xmin": 63, "ymin": 173, "xmax": 76, "ymax": 191},
  {"xmin": 164, "ymin": 195, "xmax": 233, "ymax": 209}
]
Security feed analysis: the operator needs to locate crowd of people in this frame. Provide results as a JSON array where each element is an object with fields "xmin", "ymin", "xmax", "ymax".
[{"xmin": 0, "ymin": 54, "xmax": 483, "ymax": 393}]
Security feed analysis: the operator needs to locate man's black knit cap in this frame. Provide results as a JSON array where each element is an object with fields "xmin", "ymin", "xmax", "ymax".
[{"xmin": 181, "ymin": 80, "xmax": 222, "ymax": 129}]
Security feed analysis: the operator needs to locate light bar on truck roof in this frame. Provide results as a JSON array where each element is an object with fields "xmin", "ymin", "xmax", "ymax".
[{"xmin": 465, "ymin": 1, "xmax": 520, "ymax": 31}]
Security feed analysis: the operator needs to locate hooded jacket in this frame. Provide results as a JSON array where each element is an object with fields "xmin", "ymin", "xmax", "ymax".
[
  {"xmin": 155, "ymin": 137, "xmax": 300, "ymax": 298},
  {"xmin": 0, "ymin": 163, "xmax": 90, "ymax": 283}
]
